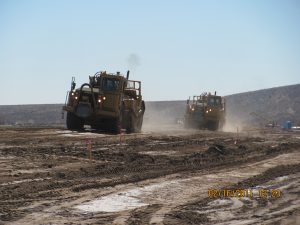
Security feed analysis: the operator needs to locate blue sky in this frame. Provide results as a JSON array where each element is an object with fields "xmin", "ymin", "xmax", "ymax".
[{"xmin": 0, "ymin": 0, "xmax": 299, "ymax": 105}]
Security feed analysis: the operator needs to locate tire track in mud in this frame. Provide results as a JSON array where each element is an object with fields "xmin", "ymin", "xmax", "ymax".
[
  {"xmin": 11, "ymin": 151, "xmax": 300, "ymax": 225},
  {"xmin": 1, "ymin": 128, "xmax": 300, "ymax": 224},
  {"xmin": 165, "ymin": 164, "xmax": 300, "ymax": 225},
  {"xmin": 118, "ymin": 152, "xmax": 300, "ymax": 225},
  {"xmin": 69, "ymin": 139, "xmax": 299, "ymax": 192}
]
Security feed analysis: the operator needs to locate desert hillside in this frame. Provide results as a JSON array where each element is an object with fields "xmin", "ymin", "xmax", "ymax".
[
  {"xmin": 225, "ymin": 84, "xmax": 300, "ymax": 128},
  {"xmin": 0, "ymin": 84, "xmax": 299, "ymax": 127},
  {"xmin": 145, "ymin": 84, "xmax": 300, "ymax": 128}
]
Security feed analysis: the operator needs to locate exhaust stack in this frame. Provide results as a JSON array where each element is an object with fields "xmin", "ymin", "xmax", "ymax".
[{"xmin": 126, "ymin": 70, "xmax": 130, "ymax": 80}]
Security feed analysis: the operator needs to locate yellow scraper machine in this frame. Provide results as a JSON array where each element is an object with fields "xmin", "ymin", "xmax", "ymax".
[
  {"xmin": 184, "ymin": 92, "xmax": 225, "ymax": 130},
  {"xmin": 63, "ymin": 70, "xmax": 145, "ymax": 133}
]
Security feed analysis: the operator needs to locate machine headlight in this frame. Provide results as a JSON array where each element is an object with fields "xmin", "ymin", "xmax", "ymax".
[{"xmin": 98, "ymin": 96, "xmax": 106, "ymax": 104}]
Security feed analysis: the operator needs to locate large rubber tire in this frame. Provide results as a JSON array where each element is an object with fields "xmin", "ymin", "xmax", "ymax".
[
  {"xmin": 132, "ymin": 114, "xmax": 139, "ymax": 133},
  {"xmin": 137, "ymin": 101, "xmax": 145, "ymax": 132},
  {"xmin": 66, "ymin": 112, "xmax": 84, "ymax": 130},
  {"xmin": 126, "ymin": 111, "xmax": 143, "ymax": 133},
  {"xmin": 135, "ymin": 115, "xmax": 143, "ymax": 133},
  {"xmin": 126, "ymin": 113, "xmax": 134, "ymax": 133},
  {"xmin": 110, "ymin": 119, "xmax": 120, "ymax": 134}
]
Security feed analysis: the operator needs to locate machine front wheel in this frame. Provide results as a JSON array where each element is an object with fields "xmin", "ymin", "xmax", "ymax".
[{"xmin": 66, "ymin": 112, "xmax": 84, "ymax": 130}]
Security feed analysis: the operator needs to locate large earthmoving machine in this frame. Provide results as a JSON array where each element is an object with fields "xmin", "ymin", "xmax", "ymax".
[
  {"xmin": 63, "ymin": 70, "xmax": 145, "ymax": 133},
  {"xmin": 184, "ymin": 92, "xmax": 225, "ymax": 130}
]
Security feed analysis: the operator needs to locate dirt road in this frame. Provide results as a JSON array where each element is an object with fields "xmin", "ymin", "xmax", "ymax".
[{"xmin": 0, "ymin": 126, "xmax": 299, "ymax": 224}]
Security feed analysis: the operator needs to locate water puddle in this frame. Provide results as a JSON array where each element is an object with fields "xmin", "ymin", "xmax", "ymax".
[
  {"xmin": 141, "ymin": 150, "xmax": 177, "ymax": 156},
  {"xmin": 55, "ymin": 130, "xmax": 108, "ymax": 137},
  {"xmin": 75, "ymin": 181, "xmax": 179, "ymax": 213},
  {"xmin": 75, "ymin": 194, "xmax": 147, "ymax": 213},
  {"xmin": 12, "ymin": 168, "xmax": 49, "ymax": 174},
  {"xmin": 61, "ymin": 133, "xmax": 107, "ymax": 137}
]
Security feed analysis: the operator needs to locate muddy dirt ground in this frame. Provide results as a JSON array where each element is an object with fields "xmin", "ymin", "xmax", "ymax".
[{"xmin": 0, "ymin": 125, "xmax": 300, "ymax": 225}]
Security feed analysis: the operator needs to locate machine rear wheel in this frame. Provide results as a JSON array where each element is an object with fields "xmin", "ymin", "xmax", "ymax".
[
  {"xmin": 135, "ymin": 115, "xmax": 143, "ymax": 133},
  {"xmin": 110, "ymin": 119, "xmax": 120, "ymax": 134},
  {"xmin": 137, "ymin": 101, "xmax": 145, "ymax": 132},
  {"xmin": 133, "ymin": 116, "xmax": 139, "ymax": 133}
]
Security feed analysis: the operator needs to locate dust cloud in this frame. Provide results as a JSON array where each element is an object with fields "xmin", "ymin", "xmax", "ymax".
[
  {"xmin": 142, "ymin": 101, "xmax": 186, "ymax": 132},
  {"xmin": 142, "ymin": 101, "xmax": 249, "ymax": 133},
  {"xmin": 222, "ymin": 116, "xmax": 247, "ymax": 133}
]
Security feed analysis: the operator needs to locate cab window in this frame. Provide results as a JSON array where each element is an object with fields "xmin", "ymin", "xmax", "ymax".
[
  {"xmin": 208, "ymin": 97, "xmax": 221, "ymax": 106},
  {"xmin": 207, "ymin": 98, "xmax": 213, "ymax": 106},
  {"xmin": 102, "ymin": 78, "xmax": 119, "ymax": 91}
]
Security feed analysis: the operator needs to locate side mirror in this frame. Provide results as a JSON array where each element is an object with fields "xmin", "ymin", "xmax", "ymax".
[{"xmin": 71, "ymin": 77, "xmax": 76, "ymax": 90}]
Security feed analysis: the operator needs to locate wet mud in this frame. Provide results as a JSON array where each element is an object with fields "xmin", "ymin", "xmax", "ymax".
[{"xmin": 0, "ymin": 127, "xmax": 299, "ymax": 224}]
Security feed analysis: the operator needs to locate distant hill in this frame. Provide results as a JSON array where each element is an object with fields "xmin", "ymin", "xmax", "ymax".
[
  {"xmin": 225, "ymin": 84, "xmax": 300, "ymax": 129},
  {"xmin": 0, "ymin": 84, "xmax": 299, "ymax": 128},
  {"xmin": 145, "ymin": 84, "xmax": 300, "ymax": 128},
  {"xmin": 0, "ymin": 104, "xmax": 64, "ymax": 126}
]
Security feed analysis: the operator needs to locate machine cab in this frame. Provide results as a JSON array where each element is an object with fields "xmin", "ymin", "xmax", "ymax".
[
  {"xmin": 89, "ymin": 71, "xmax": 125, "ymax": 92},
  {"xmin": 207, "ymin": 96, "xmax": 222, "ymax": 107},
  {"xmin": 102, "ymin": 78, "xmax": 120, "ymax": 92}
]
